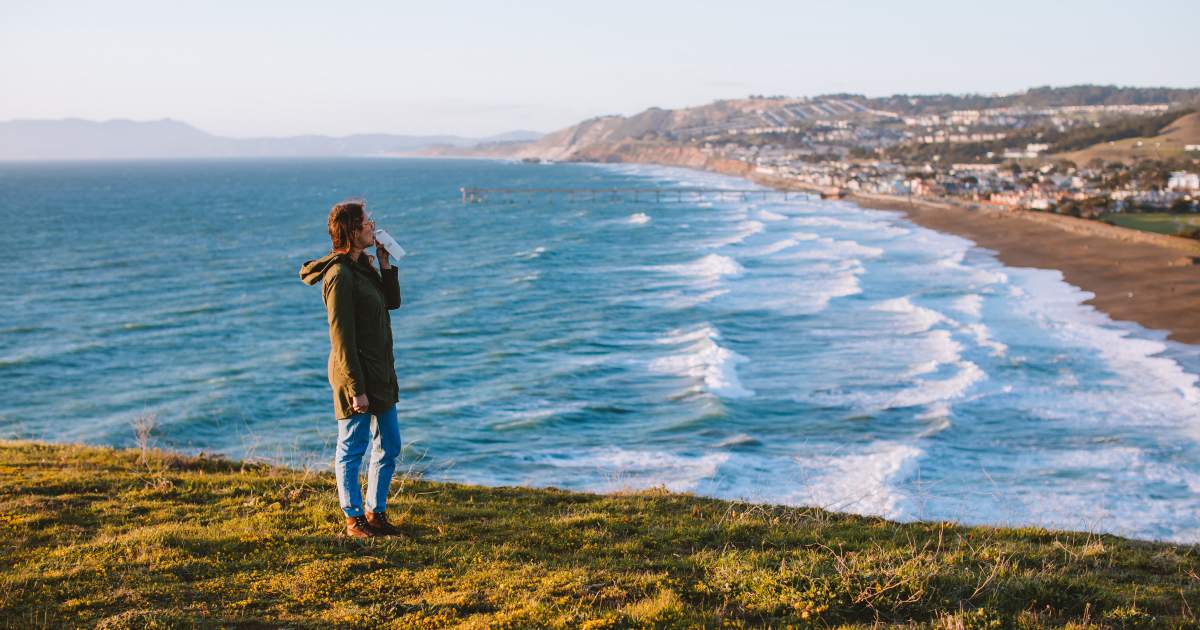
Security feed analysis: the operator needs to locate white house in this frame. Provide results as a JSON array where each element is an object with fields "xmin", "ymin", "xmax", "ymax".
[{"xmin": 1167, "ymin": 171, "xmax": 1200, "ymax": 192}]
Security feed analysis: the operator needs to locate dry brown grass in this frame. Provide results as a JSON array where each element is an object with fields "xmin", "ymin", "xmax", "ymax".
[
  {"xmin": 1, "ymin": 440, "xmax": 1198, "ymax": 628},
  {"xmin": 1054, "ymin": 112, "xmax": 1200, "ymax": 164}
]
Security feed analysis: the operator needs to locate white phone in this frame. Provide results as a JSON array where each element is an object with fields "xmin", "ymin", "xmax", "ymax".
[{"xmin": 373, "ymin": 228, "xmax": 406, "ymax": 258}]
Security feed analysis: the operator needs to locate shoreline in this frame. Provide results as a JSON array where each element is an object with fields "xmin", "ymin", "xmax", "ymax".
[
  {"xmin": 842, "ymin": 192, "xmax": 1200, "ymax": 346},
  {"xmin": 610, "ymin": 153, "xmax": 1200, "ymax": 346},
  {"xmin": 752, "ymin": 171, "xmax": 1200, "ymax": 346}
]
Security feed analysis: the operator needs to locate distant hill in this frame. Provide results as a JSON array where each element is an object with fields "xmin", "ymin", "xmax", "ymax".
[
  {"xmin": 861, "ymin": 84, "xmax": 1200, "ymax": 115},
  {"xmin": 477, "ymin": 130, "xmax": 544, "ymax": 144},
  {"xmin": 507, "ymin": 96, "xmax": 893, "ymax": 161},
  {"xmin": 1054, "ymin": 111, "xmax": 1200, "ymax": 164},
  {"xmin": 0, "ymin": 119, "xmax": 544, "ymax": 160},
  {"xmin": 493, "ymin": 85, "xmax": 1200, "ymax": 162}
]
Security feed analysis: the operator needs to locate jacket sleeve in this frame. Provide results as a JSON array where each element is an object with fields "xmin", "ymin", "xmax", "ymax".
[
  {"xmin": 323, "ymin": 266, "xmax": 366, "ymax": 396},
  {"xmin": 381, "ymin": 266, "xmax": 401, "ymax": 310}
]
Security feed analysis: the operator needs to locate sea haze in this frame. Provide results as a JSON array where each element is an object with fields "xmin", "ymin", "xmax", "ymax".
[
  {"xmin": 1, "ymin": 158, "xmax": 1197, "ymax": 542},
  {"xmin": 0, "ymin": 119, "xmax": 543, "ymax": 160}
]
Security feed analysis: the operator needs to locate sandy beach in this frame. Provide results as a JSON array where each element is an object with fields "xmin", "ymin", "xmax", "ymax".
[
  {"xmin": 712, "ymin": 169, "xmax": 1200, "ymax": 345},
  {"xmin": 850, "ymin": 194, "xmax": 1200, "ymax": 345},
  {"xmin": 854, "ymin": 196, "xmax": 1200, "ymax": 343}
]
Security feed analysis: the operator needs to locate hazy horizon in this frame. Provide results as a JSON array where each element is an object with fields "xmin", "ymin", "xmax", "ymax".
[
  {"xmin": 0, "ymin": 117, "xmax": 545, "ymax": 141},
  {"xmin": 3, "ymin": 0, "xmax": 1197, "ymax": 138}
]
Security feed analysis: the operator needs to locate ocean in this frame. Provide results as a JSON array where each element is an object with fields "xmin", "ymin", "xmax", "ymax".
[{"xmin": 2, "ymin": 158, "xmax": 1198, "ymax": 542}]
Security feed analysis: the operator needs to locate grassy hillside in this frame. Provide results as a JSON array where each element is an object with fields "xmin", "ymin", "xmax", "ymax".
[
  {"xmin": 1099, "ymin": 212, "xmax": 1200, "ymax": 237},
  {"xmin": 1056, "ymin": 112, "xmax": 1200, "ymax": 164},
  {"xmin": 1, "ymin": 440, "xmax": 1197, "ymax": 628}
]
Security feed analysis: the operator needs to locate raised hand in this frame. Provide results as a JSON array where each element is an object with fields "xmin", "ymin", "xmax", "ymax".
[
  {"xmin": 376, "ymin": 243, "xmax": 391, "ymax": 269},
  {"xmin": 351, "ymin": 393, "xmax": 368, "ymax": 414}
]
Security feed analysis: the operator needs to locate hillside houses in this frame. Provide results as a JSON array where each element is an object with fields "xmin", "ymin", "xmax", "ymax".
[
  {"xmin": 1168, "ymin": 171, "xmax": 1200, "ymax": 191},
  {"xmin": 742, "ymin": 148, "xmax": 1196, "ymax": 215}
]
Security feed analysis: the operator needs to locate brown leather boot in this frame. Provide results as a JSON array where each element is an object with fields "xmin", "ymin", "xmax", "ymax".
[
  {"xmin": 366, "ymin": 511, "xmax": 403, "ymax": 536},
  {"xmin": 345, "ymin": 515, "xmax": 379, "ymax": 538}
]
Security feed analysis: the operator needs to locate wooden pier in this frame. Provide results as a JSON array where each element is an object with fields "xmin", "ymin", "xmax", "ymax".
[{"xmin": 459, "ymin": 186, "xmax": 810, "ymax": 204}]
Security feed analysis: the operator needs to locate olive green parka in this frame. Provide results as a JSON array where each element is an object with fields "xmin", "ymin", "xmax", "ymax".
[{"xmin": 300, "ymin": 252, "xmax": 401, "ymax": 419}]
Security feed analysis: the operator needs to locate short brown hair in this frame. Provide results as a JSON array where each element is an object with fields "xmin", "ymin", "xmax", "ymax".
[{"xmin": 328, "ymin": 200, "xmax": 365, "ymax": 252}]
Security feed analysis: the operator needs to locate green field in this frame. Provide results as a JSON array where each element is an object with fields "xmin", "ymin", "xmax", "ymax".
[
  {"xmin": 2, "ymin": 441, "xmax": 1199, "ymax": 628},
  {"xmin": 1100, "ymin": 212, "xmax": 1200, "ymax": 236}
]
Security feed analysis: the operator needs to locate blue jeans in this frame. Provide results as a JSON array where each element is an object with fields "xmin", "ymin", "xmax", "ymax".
[{"xmin": 334, "ymin": 404, "xmax": 402, "ymax": 517}]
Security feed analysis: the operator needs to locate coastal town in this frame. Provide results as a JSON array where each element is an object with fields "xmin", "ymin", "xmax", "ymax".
[
  {"xmin": 698, "ymin": 100, "xmax": 1200, "ymax": 237},
  {"xmin": 496, "ymin": 87, "xmax": 1200, "ymax": 241}
]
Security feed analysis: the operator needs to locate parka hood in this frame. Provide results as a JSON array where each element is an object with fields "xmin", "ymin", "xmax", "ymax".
[{"xmin": 299, "ymin": 252, "xmax": 349, "ymax": 286}]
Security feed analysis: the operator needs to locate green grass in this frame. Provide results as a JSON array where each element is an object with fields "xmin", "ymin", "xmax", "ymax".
[
  {"xmin": 1, "ymin": 440, "xmax": 1197, "ymax": 628},
  {"xmin": 1101, "ymin": 212, "xmax": 1200, "ymax": 236}
]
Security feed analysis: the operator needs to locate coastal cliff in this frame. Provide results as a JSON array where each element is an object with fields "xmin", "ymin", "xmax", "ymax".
[
  {"xmin": 3, "ymin": 440, "xmax": 1198, "ymax": 627},
  {"xmin": 564, "ymin": 140, "xmax": 752, "ymax": 177}
]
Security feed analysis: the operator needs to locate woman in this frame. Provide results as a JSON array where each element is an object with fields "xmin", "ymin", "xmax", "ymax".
[{"xmin": 300, "ymin": 200, "xmax": 404, "ymax": 538}]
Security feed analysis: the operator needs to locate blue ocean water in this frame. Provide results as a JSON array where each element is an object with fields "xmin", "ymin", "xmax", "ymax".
[{"xmin": 1, "ymin": 158, "xmax": 1198, "ymax": 542}]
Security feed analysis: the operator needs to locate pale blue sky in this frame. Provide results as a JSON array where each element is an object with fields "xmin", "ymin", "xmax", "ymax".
[{"xmin": 1, "ymin": 0, "xmax": 1195, "ymax": 137}]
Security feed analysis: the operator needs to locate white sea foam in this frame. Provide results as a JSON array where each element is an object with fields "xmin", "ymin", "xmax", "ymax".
[
  {"xmin": 916, "ymin": 405, "xmax": 953, "ymax": 438},
  {"xmin": 651, "ymin": 324, "xmax": 755, "ymax": 399},
  {"xmin": 920, "ymin": 330, "xmax": 965, "ymax": 364},
  {"xmin": 656, "ymin": 324, "xmax": 723, "ymax": 346},
  {"xmin": 970, "ymin": 268, "xmax": 1008, "ymax": 285},
  {"xmin": 997, "ymin": 446, "xmax": 1200, "ymax": 541},
  {"xmin": 888, "ymin": 361, "xmax": 986, "ymax": 409},
  {"xmin": 538, "ymin": 446, "xmax": 730, "ymax": 493},
  {"xmin": 816, "ymin": 328, "xmax": 974, "ymax": 408},
  {"xmin": 714, "ymin": 262, "xmax": 865, "ymax": 315},
  {"xmin": 917, "ymin": 402, "xmax": 952, "ymax": 420},
  {"xmin": 804, "ymin": 325, "xmax": 976, "ymax": 410},
  {"xmin": 489, "ymin": 401, "xmax": 590, "ymax": 431},
  {"xmin": 1013, "ymin": 267, "xmax": 1200, "ymax": 407},
  {"xmin": 964, "ymin": 323, "xmax": 1007, "ymax": 357},
  {"xmin": 628, "ymin": 212, "xmax": 651, "ymax": 225},
  {"xmin": 871, "ymin": 297, "xmax": 948, "ymax": 334},
  {"xmin": 704, "ymin": 220, "xmax": 764, "ymax": 248},
  {"xmin": 515, "ymin": 246, "xmax": 546, "ymax": 259},
  {"xmin": 806, "ymin": 260, "xmax": 867, "ymax": 311},
  {"xmin": 740, "ymin": 238, "xmax": 800, "ymax": 257},
  {"xmin": 936, "ymin": 254, "xmax": 1009, "ymax": 285},
  {"xmin": 797, "ymin": 442, "xmax": 923, "ymax": 519},
  {"xmin": 659, "ymin": 288, "xmax": 730, "ymax": 309},
  {"xmin": 657, "ymin": 254, "xmax": 744, "ymax": 283},
  {"xmin": 871, "ymin": 296, "xmax": 1005, "ymax": 360},
  {"xmin": 903, "ymin": 360, "xmax": 941, "ymax": 378},
  {"xmin": 1055, "ymin": 368, "xmax": 1080, "ymax": 387},
  {"xmin": 738, "ymin": 258, "xmax": 865, "ymax": 314},
  {"xmin": 939, "ymin": 248, "xmax": 966, "ymax": 266},
  {"xmin": 791, "ymin": 215, "xmax": 910, "ymax": 237},
  {"xmin": 716, "ymin": 433, "xmax": 762, "ymax": 448},
  {"xmin": 776, "ymin": 236, "xmax": 885, "ymax": 261},
  {"xmin": 757, "ymin": 209, "xmax": 787, "ymax": 221},
  {"xmin": 511, "ymin": 271, "xmax": 541, "ymax": 284},
  {"xmin": 814, "ymin": 274, "xmax": 863, "ymax": 310},
  {"xmin": 952, "ymin": 294, "xmax": 984, "ymax": 318}
]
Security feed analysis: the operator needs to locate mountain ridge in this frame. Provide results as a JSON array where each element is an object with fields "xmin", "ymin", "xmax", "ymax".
[
  {"xmin": 503, "ymin": 84, "xmax": 1200, "ymax": 162},
  {"xmin": 0, "ymin": 118, "xmax": 543, "ymax": 160}
]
